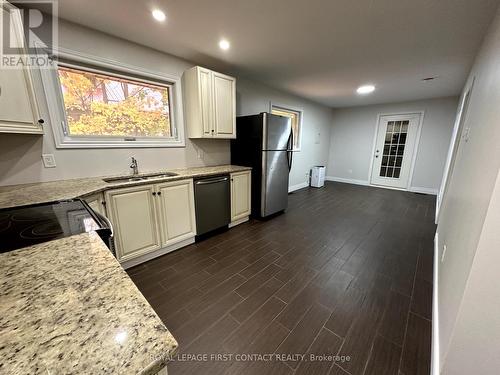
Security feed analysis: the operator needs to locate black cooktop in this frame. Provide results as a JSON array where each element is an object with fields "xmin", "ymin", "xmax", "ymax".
[{"xmin": 0, "ymin": 200, "xmax": 101, "ymax": 253}]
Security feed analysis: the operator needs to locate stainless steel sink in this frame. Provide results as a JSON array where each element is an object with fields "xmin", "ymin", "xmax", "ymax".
[{"xmin": 104, "ymin": 172, "xmax": 178, "ymax": 183}]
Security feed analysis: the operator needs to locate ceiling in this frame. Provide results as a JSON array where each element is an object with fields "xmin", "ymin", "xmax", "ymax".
[{"xmin": 51, "ymin": 0, "xmax": 499, "ymax": 107}]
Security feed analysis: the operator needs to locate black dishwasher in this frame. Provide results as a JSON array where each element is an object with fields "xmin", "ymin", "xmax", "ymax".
[{"xmin": 194, "ymin": 175, "xmax": 231, "ymax": 236}]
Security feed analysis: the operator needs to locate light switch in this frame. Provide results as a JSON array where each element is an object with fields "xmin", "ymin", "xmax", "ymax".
[
  {"xmin": 42, "ymin": 154, "xmax": 56, "ymax": 168},
  {"xmin": 314, "ymin": 132, "xmax": 321, "ymax": 144},
  {"xmin": 441, "ymin": 244, "xmax": 447, "ymax": 262},
  {"xmin": 462, "ymin": 127, "xmax": 471, "ymax": 142}
]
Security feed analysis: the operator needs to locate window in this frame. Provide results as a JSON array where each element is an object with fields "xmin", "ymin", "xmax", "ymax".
[
  {"xmin": 39, "ymin": 52, "xmax": 184, "ymax": 148},
  {"xmin": 271, "ymin": 105, "xmax": 302, "ymax": 151},
  {"xmin": 58, "ymin": 66, "xmax": 172, "ymax": 138}
]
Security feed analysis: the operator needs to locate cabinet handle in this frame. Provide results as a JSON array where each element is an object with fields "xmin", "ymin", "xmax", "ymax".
[
  {"xmin": 38, "ymin": 119, "xmax": 45, "ymax": 124},
  {"xmin": 157, "ymin": 191, "xmax": 162, "ymax": 196},
  {"xmin": 152, "ymin": 192, "xmax": 157, "ymax": 196}
]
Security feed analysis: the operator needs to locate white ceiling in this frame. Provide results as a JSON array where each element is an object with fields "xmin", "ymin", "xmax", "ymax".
[{"xmin": 52, "ymin": 0, "xmax": 499, "ymax": 107}]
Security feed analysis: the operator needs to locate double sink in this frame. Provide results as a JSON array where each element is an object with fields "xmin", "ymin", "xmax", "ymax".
[{"xmin": 104, "ymin": 172, "xmax": 178, "ymax": 183}]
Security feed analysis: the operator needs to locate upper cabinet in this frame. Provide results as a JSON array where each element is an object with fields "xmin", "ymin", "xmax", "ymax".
[
  {"xmin": 183, "ymin": 66, "xmax": 236, "ymax": 139},
  {"xmin": 0, "ymin": 2, "xmax": 43, "ymax": 135}
]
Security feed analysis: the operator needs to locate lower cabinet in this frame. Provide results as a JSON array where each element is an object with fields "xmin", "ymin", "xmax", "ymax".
[
  {"xmin": 105, "ymin": 184, "xmax": 161, "ymax": 263},
  {"xmin": 230, "ymin": 170, "xmax": 251, "ymax": 226},
  {"xmin": 103, "ymin": 174, "xmax": 249, "ymax": 267},
  {"xmin": 156, "ymin": 179, "xmax": 197, "ymax": 247},
  {"xmin": 105, "ymin": 180, "xmax": 197, "ymax": 264}
]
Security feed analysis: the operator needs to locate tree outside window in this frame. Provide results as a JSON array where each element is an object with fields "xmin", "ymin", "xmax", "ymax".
[{"xmin": 58, "ymin": 66, "xmax": 172, "ymax": 138}]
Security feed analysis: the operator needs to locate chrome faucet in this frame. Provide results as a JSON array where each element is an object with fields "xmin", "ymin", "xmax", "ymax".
[{"xmin": 130, "ymin": 157, "xmax": 138, "ymax": 175}]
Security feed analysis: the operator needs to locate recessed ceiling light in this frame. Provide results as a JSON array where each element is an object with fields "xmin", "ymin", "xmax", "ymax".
[
  {"xmin": 219, "ymin": 39, "xmax": 230, "ymax": 51},
  {"xmin": 152, "ymin": 9, "xmax": 166, "ymax": 22},
  {"xmin": 356, "ymin": 84, "xmax": 375, "ymax": 95}
]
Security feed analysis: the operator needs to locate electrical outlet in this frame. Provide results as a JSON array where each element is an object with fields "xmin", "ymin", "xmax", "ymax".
[
  {"xmin": 42, "ymin": 154, "xmax": 56, "ymax": 168},
  {"xmin": 441, "ymin": 244, "xmax": 447, "ymax": 262}
]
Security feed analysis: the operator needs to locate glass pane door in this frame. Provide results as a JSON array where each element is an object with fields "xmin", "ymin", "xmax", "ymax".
[{"xmin": 379, "ymin": 120, "xmax": 409, "ymax": 179}]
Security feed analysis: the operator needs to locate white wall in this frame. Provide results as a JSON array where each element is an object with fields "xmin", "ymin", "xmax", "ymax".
[
  {"xmin": 236, "ymin": 78, "xmax": 332, "ymax": 189},
  {"xmin": 0, "ymin": 20, "xmax": 333, "ymax": 187},
  {"xmin": 327, "ymin": 97, "xmax": 458, "ymax": 193},
  {"xmin": 436, "ymin": 6, "xmax": 500, "ymax": 373},
  {"xmin": 441, "ymin": 170, "xmax": 500, "ymax": 375}
]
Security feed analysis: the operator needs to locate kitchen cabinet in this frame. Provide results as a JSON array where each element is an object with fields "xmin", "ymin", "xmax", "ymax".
[
  {"xmin": 105, "ymin": 179, "xmax": 196, "ymax": 265},
  {"xmin": 0, "ymin": 1, "xmax": 43, "ymax": 135},
  {"xmin": 83, "ymin": 192, "xmax": 107, "ymax": 216},
  {"xmin": 156, "ymin": 179, "xmax": 196, "ymax": 246},
  {"xmin": 230, "ymin": 170, "xmax": 251, "ymax": 226},
  {"xmin": 105, "ymin": 184, "xmax": 161, "ymax": 262},
  {"xmin": 183, "ymin": 66, "xmax": 236, "ymax": 139}
]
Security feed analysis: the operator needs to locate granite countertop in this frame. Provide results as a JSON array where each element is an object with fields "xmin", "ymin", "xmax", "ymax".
[
  {"xmin": 0, "ymin": 165, "xmax": 251, "ymax": 209},
  {"xmin": 0, "ymin": 232, "xmax": 178, "ymax": 374}
]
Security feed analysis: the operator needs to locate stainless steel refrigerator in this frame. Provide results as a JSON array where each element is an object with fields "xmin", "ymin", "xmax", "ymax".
[{"xmin": 231, "ymin": 112, "xmax": 293, "ymax": 218}]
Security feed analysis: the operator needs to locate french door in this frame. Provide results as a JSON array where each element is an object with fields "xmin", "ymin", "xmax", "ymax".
[{"xmin": 370, "ymin": 113, "xmax": 421, "ymax": 189}]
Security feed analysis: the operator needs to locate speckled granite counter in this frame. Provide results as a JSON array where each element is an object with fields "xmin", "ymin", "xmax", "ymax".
[
  {"xmin": 0, "ymin": 232, "xmax": 178, "ymax": 374},
  {"xmin": 0, "ymin": 165, "xmax": 251, "ymax": 209}
]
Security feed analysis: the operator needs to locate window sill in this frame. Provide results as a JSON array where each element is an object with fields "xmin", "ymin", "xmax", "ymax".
[{"xmin": 54, "ymin": 137, "xmax": 185, "ymax": 149}]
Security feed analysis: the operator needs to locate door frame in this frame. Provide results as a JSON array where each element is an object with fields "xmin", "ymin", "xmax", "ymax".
[
  {"xmin": 368, "ymin": 111, "xmax": 425, "ymax": 191},
  {"xmin": 436, "ymin": 78, "xmax": 475, "ymax": 221}
]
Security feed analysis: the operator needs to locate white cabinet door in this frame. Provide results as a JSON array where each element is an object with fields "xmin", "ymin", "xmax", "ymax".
[
  {"xmin": 105, "ymin": 185, "xmax": 160, "ymax": 262},
  {"xmin": 156, "ymin": 179, "xmax": 196, "ymax": 246},
  {"xmin": 0, "ymin": 2, "xmax": 42, "ymax": 135},
  {"xmin": 183, "ymin": 66, "xmax": 235, "ymax": 139},
  {"xmin": 198, "ymin": 67, "xmax": 214, "ymax": 136},
  {"xmin": 84, "ymin": 193, "xmax": 106, "ymax": 216},
  {"xmin": 213, "ymin": 72, "xmax": 236, "ymax": 138},
  {"xmin": 230, "ymin": 171, "xmax": 251, "ymax": 223}
]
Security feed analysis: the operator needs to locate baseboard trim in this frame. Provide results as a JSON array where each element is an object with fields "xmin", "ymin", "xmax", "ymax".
[
  {"xmin": 289, "ymin": 181, "xmax": 309, "ymax": 192},
  {"xmin": 325, "ymin": 176, "xmax": 370, "ymax": 186},
  {"xmin": 120, "ymin": 237, "xmax": 195, "ymax": 269},
  {"xmin": 409, "ymin": 186, "xmax": 439, "ymax": 195},
  {"xmin": 325, "ymin": 176, "xmax": 438, "ymax": 195},
  {"xmin": 431, "ymin": 231, "xmax": 440, "ymax": 375}
]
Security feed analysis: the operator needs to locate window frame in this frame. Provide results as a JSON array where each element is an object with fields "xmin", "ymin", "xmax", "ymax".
[
  {"xmin": 39, "ymin": 47, "xmax": 185, "ymax": 149},
  {"xmin": 270, "ymin": 103, "xmax": 303, "ymax": 151}
]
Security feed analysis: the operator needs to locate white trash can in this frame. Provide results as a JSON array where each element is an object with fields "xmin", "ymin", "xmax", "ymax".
[{"xmin": 310, "ymin": 166, "xmax": 326, "ymax": 188}]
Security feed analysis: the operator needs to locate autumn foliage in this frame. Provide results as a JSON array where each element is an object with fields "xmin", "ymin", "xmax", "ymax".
[{"xmin": 58, "ymin": 67, "xmax": 172, "ymax": 137}]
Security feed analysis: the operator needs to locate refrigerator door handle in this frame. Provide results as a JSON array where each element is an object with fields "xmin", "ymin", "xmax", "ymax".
[
  {"xmin": 287, "ymin": 129, "xmax": 293, "ymax": 150},
  {"xmin": 287, "ymin": 130, "xmax": 294, "ymax": 171}
]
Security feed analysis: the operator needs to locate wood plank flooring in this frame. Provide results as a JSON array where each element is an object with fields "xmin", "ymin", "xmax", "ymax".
[{"xmin": 127, "ymin": 182, "xmax": 435, "ymax": 375}]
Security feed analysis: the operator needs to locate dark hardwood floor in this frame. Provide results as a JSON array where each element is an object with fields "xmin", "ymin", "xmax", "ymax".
[{"xmin": 127, "ymin": 182, "xmax": 435, "ymax": 375}]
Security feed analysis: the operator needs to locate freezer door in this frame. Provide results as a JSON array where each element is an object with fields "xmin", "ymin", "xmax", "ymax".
[
  {"xmin": 261, "ymin": 150, "xmax": 289, "ymax": 216},
  {"xmin": 262, "ymin": 113, "xmax": 292, "ymax": 151}
]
